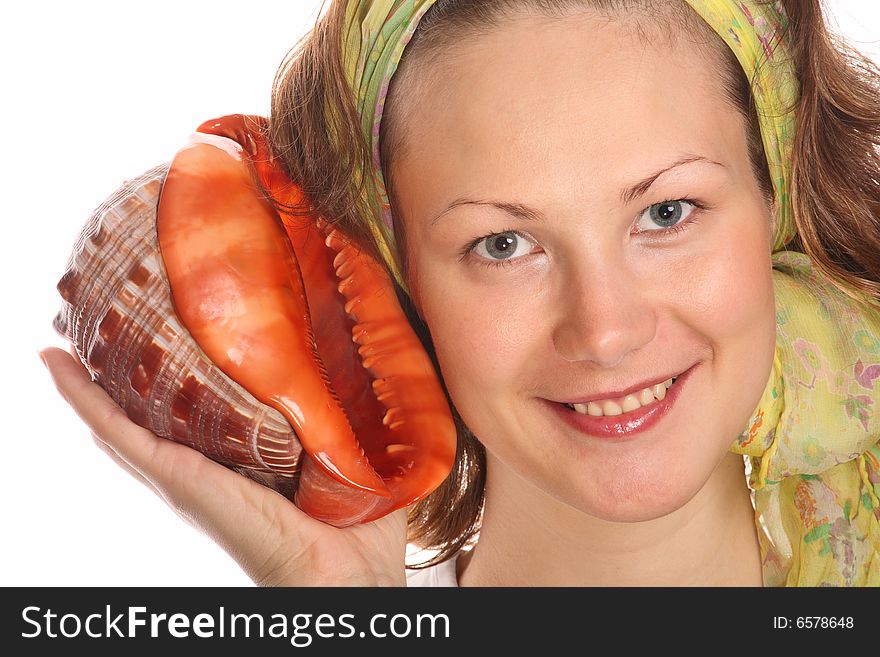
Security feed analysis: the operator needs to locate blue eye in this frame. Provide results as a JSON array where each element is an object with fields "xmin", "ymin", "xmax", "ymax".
[{"xmin": 637, "ymin": 200, "xmax": 697, "ymax": 231}]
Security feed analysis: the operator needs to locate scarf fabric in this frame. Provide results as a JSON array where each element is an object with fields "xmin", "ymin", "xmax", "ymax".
[
  {"xmin": 339, "ymin": 0, "xmax": 880, "ymax": 585},
  {"xmin": 736, "ymin": 252, "xmax": 880, "ymax": 585}
]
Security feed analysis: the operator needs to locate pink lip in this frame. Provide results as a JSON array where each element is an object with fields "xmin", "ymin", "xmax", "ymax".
[{"xmin": 544, "ymin": 364, "xmax": 697, "ymax": 440}]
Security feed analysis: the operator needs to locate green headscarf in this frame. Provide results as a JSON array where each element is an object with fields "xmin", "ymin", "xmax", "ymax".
[{"xmin": 337, "ymin": 0, "xmax": 880, "ymax": 586}]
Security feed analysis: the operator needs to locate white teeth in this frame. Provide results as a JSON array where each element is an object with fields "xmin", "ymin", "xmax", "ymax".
[
  {"xmin": 621, "ymin": 395, "xmax": 640, "ymax": 413},
  {"xmin": 566, "ymin": 376, "xmax": 679, "ymax": 417},
  {"xmin": 602, "ymin": 400, "xmax": 623, "ymax": 416}
]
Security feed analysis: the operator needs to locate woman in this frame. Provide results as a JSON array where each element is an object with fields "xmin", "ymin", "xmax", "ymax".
[{"xmin": 42, "ymin": 0, "xmax": 880, "ymax": 585}]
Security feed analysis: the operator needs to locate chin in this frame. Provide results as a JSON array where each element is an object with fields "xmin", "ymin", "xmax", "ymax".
[
  {"xmin": 581, "ymin": 491, "xmax": 698, "ymax": 524},
  {"xmin": 552, "ymin": 458, "xmax": 713, "ymax": 524}
]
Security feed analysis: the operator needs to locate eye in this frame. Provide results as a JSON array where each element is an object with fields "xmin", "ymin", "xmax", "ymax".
[
  {"xmin": 468, "ymin": 231, "xmax": 535, "ymax": 265},
  {"xmin": 636, "ymin": 199, "xmax": 698, "ymax": 232}
]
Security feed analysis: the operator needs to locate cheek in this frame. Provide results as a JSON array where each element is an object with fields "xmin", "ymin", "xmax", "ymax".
[
  {"xmin": 426, "ymin": 292, "xmax": 534, "ymax": 387},
  {"xmin": 702, "ymin": 214, "xmax": 775, "ymax": 339},
  {"xmin": 414, "ymin": 264, "xmax": 541, "ymax": 427},
  {"xmin": 678, "ymin": 232, "xmax": 774, "ymax": 330},
  {"xmin": 668, "ymin": 210, "xmax": 777, "ymax": 433}
]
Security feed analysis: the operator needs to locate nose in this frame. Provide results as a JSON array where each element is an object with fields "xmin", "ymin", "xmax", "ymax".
[{"xmin": 551, "ymin": 259, "xmax": 657, "ymax": 367}]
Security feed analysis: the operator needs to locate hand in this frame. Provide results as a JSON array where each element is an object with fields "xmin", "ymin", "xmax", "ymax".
[{"xmin": 39, "ymin": 346, "xmax": 408, "ymax": 586}]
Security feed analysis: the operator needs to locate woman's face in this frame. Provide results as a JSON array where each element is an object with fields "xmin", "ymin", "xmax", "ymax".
[{"xmin": 388, "ymin": 12, "xmax": 776, "ymax": 522}]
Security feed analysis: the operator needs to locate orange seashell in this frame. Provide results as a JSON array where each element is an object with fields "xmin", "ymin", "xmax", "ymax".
[{"xmin": 54, "ymin": 116, "xmax": 457, "ymax": 527}]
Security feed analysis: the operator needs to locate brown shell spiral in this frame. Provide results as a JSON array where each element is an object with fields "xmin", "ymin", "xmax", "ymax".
[{"xmin": 53, "ymin": 165, "xmax": 302, "ymax": 496}]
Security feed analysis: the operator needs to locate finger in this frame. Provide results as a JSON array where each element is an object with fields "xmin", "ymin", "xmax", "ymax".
[
  {"xmin": 56, "ymin": 346, "xmax": 157, "ymax": 492},
  {"xmin": 90, "ymin": 430, "xmax": 158, "ymax": 494},
  {"xmin": 40, "ymin": 346, "xmax": 314, "ymax": 554},
  {"xmin": 42, "ymin": 346, "xmax": 190, "ymax": 503},
  {"xmin": 40, "ymin": 346, "xmax": 218, "ymax": 511},
  {"xmin": 40, "ymin": 346, "xmax": 171, "ymax": 479}
]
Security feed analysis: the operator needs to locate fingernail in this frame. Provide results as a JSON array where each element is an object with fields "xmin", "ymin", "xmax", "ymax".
[{"xmin": 38, "ymin": 350, "xmax": 49, "ymax": 369}]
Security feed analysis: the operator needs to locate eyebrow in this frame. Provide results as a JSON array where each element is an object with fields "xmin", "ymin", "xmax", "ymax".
[{"xmin": 429, "ymin": 155, "xmax": 724, "ymax": 227}]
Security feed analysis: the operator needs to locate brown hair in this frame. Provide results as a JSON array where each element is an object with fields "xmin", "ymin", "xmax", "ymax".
[
  {"xmin": 783, "ymin": 3, "xmax": 880, "ymax": 304},
  {"xmin": 269, "ymin": 0, "xmax": 880, "ymax": 568}
]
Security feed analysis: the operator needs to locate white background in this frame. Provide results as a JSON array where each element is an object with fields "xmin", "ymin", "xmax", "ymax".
[{"xmin": 3, "ymin": 1, "xmax": 878, "ymax": 586}]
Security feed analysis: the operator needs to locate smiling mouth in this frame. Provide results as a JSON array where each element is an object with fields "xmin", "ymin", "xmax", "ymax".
[{"xmin": 562, "ymin": 376, "xmax": 679, "ymax": 417}]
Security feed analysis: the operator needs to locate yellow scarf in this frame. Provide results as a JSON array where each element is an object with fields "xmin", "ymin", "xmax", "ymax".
[{"xmin": 736, "ymin": 252, "xmax": 880, "ymax": 585}]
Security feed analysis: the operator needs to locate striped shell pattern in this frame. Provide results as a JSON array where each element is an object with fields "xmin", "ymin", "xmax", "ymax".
[{"xmin": 53, "ymin": 165, "xmax": 302, "ymax": 497}]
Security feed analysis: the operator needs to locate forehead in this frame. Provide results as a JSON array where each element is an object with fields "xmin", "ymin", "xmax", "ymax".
[{"xmin": 390, "ymin": 12, "xmax": 742, "ymax": 207}]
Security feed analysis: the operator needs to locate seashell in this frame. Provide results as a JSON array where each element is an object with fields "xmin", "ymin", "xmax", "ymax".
[
  {"xmin": 53, "ymin": 164, "xmax": 302, "ymax": 498},
  {"xmin": 54, "ymin": 115, "xmax": 457, "ymax": 526}
]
